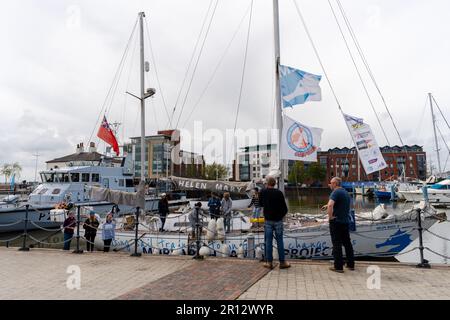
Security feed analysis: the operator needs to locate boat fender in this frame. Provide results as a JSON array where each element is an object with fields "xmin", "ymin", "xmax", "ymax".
[
  {"xmin": 152, "ymin": 248, "xmax": 160, "ymax": 255},
  {"xmin": 206, "ymin": 219, "xmax": 216, "ymax": 241},
  {"xmin": 199, "ymin": 246, "xmax": 210, "ymax": 257},
  {"xmin": 237, "ymin": 246, "xmax": 244, "ymax": 259},
  {"xmin": 171, "ymin": 248, "xmax": 183, "ymax": 256},
  {"xmin": 222, "ymin": 244, "xmax": 230, "ymax": 257},
  {"xmin": 255, "ymin": 246, "xmax": 263, "ymax": 260},
  {"xmin": 216, "ymin": 218, "xmax": 225, "ymax": 241}
]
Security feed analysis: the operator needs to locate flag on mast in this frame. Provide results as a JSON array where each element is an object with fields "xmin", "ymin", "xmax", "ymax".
[
  {"xmin": 343, "ymin": 113, "xmax": 387, "ymax": 175},
  {"xmin": 281, "ymin": 114, "xmax": 323, "ymax": 162},
  {"xmin": 279, "ymin": 65, "xmax": 322, "ymax": 108},
  {"xmin": 97, "ymin": 115, "xmax": 120, "ymax": 156}
]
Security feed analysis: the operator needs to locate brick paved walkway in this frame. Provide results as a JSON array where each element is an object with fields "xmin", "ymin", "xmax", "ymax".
[
  {"xmin": 116, "ymin": 259, "xmax": 270, "ymax": 300},
  {"xmin": 1, "ymin": 248, "xmax": 449, "ymax": 300}
]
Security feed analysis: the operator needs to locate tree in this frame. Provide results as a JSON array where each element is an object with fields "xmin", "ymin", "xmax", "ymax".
[
  {"xmin": 1, "ymin": 162, "xmax": 21, "ymax": 184},
  {"xmin": 307, "ymin": 162, "xmax": 326, "ymax": 184},
  {"xmin": 288, "ymin": 161, "xmax": 307, "ymax": 185},
  {"xmin": 204, "ymin": 162, "xmax": 228, "ymax": 180}
]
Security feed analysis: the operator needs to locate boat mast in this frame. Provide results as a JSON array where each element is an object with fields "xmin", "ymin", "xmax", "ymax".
[
  {"xmin": 430, "ymin": 93, "xmax": 442, "ymax": 175},
  {"xmin": 139, "ymin": 12, "xmax": 147, "ymax": 182},
  {"xmin": 273, "ymin": 0, "xmax": 284, "ymax": 193}
]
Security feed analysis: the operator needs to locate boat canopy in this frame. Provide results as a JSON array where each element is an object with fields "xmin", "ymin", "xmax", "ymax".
[{"xmin": 167, "ymin": 176, "xmax": 254, "ymax": 195}]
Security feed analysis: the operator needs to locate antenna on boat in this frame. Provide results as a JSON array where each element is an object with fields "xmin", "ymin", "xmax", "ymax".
[
  {"xmin": 430, "ymin": 93, "xmax": 442, "ymax": 175},
  {"xmin": 273, "ymin": 0, "xmax": 285, "ymax": 194}
]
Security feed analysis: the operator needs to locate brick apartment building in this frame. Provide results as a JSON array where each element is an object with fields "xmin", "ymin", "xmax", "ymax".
[{"xmin": 317, "ymin": 145, "xmax": 427, "ymax": 185}]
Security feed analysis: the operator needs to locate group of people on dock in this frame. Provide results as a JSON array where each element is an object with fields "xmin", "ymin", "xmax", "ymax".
[
  {"xmin": 62, "ymin": 211, "xmax": 116, "ymax": 253},
  {"xmin": 61, "ymin": 175, "xmax": 354, "ymax": 272}
]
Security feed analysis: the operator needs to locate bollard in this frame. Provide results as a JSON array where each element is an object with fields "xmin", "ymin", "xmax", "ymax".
[
  {"xmin": 18, "ymin": 205, "xmax": 30, "ymax": 251},
  {"xmin": 73, "ymin": 206, "xmax": 83, "ymax": 254},
  {"xmin": 130, "ymin": 207, "xmax": 141, "ymax": 257},
  {"xmin": 193, "ymin": 207, "xmax": 203, "ymax": 260},
  {"xmin": 416, "ymin": 207, "xmax": 430, "ymax": 268},
  {"xmin": 246, "ymin": 234, "xmax": 255, "ymax": 259}
]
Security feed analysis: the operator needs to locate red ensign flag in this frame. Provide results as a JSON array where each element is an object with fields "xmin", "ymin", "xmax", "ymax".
[{"xmin": 97, "ymin": 116, "xmax": 120, "ymax": 156}]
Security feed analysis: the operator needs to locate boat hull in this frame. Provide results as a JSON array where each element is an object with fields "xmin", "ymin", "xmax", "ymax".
[
  {"xmin": 0, "ymin": 198, "xmax": 165, "ymax": 233},
  {"xmin": 98, "ymin": 219, "xmax": 436, "ymax": 259}
]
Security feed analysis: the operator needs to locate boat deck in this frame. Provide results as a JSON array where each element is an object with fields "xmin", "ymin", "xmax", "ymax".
[{"xmin": 0, "ymin": 247, "xmax": 449, "ymax": 300}]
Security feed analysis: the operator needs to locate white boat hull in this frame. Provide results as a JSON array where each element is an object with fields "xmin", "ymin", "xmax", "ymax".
[
  {"xmin": 399, "ymin": 190, "xmax": 450, "ymax": 204},
  {"xmin": 96, "ymin": 219, "xmax": 436, "ymax": 259}
]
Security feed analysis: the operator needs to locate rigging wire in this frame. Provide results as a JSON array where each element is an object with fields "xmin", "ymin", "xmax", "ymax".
[
  {"xmin": 144, "ymin": 17, "xmax": 172, "ymax": 128},
  {"xmin": 336, "ymin": 0, "xmax": 403, "ymax": 146},
  {"xmin": 228, "ymin": 0, "xmax": 254, "ymax": 165},
  {"xmin": 87, "ymin": 17, "xmax": 139, "ymax": 146},
  {"xmin": 175, "ymin": 0, "xmax": 220, "ymax": 129},
  {"xmin": 327, "ymin": 0, "xmax": 390, "ymax": 145},
  {"xmin": 169, "ymin": 0, "xmax": 216, "ymax": 127},
  {"xmin": 181, "ymin": 3, "xmax": 253, "ymax": 129},
  {"xmin": 292, "ymin": 0, "xmax": 342, "ymax": 110},
  {"xmin": 121, "ymin": 25, "xmax": 140, "ymax": 144},
  {"xmin": 431, "ymin": 95, "xmax": 450, "ymax": 131}
]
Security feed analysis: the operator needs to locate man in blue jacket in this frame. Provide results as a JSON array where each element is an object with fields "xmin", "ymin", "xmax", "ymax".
[{"xmin": 323, "ymin": 177, "xmax": 355, "ymax": 273}]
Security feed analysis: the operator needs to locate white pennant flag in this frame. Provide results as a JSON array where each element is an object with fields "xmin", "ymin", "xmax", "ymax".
[
  {"xmin": 281, "ymin": 115, "xmax": 323, "ymax": 162},
  {"xmin": 343, "ymin": 113, "xmax": 387, "ymax": 175}
]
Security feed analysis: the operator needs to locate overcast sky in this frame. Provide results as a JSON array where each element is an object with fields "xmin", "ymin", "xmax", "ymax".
[{"xmin": 1, "ymin": 0, "xmax": 450, "ymax": 181}]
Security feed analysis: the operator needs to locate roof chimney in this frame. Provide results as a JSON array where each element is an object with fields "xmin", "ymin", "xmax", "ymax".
[
  {"xmin": 76, "ymin": 142, "xmax": 85, "ymax": 154},
  {"xmin": 89, "ymin": 142, "xmax": 97, "ymax": 153}
]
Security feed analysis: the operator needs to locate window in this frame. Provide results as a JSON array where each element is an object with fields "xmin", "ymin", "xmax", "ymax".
[
  {"xmin": 52, "ymin": 189, "xmax": 61, "ymax": 195},
  {"xmin": 91, "ymin": 174, "xmax": 100, "ymax": 183},
  {"xmin": 119, "ymin": 179, "xmax": 124, "ymax": 187},
  {"xmin": 81, "ymin": 173, "xmax": 90, "ymax": 182},
  {"xmin": 126, "ymin": 179, "xmax": 134, "ymax": 188},
  {"xmin": 39, "ymin": 188, "xmax": 48, "ymax": 195},
  {"xmin": 70, "ymin": 173, "xmax": 80, "ymax": 182}
]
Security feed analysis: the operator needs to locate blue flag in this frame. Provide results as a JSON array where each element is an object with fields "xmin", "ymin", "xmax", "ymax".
[{"xmin": 279, "ymin": 65, "xmax": 322, "ymax": 108}]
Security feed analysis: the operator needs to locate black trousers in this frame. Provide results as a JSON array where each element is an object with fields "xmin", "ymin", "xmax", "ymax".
[
  {"xmin": 329, "ymin": 220, "xmax": 355, "ymax": 270},
  {"xmin": 103, "ymin": 239, "xmax": 112, "ymax": 252},
  {"xmin": 160, "ymin": 216, "xmax": 166, "ymax": 231},
  {"xmin": 85, "ymin": 233, "xmax": 96, "ymax": 251}
]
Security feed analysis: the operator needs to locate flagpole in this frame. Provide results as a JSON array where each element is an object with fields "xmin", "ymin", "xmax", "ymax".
[
  {"xmin": 273, "ymin": 0, "xmax": 284, "ymax": 194},
  {"xmin": 139, "ymin": 12, "xmax": 146, "ymax": 182}
]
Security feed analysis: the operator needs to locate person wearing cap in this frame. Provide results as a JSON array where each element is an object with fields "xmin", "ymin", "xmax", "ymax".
[
  {"xmin": 83, "ymin": 210, "xmax": 100, "ymax": 252},
  {"xmin": 188, "ymin": 202, "xmax": 203, "ymax": 239},
  {"xmin": 158, "ymin": 193, "xmax": 169, "ymax": 232}
]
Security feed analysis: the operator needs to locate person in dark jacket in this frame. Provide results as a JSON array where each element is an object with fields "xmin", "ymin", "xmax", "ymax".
[
  {"xmin": 83, "ymin": 210, "xmax": 100, "ymax": 252},
  {"xmin": 259, "ymin": 176, "xmax": 290, "ymax": 269},
  {"xmin": 158, "ymin": 193, "xmax": 169, "ymax": 232},
  {"xmin": 62, "ymin": 211, "xmax": 76, "ymax": 251},
  {"xmin": 207, "ymin": 192, "xmax": 221, "ymax": 220}
]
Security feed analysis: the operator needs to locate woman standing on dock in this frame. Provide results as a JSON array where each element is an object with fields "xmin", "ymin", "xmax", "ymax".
[
  {"xmin": 62, "ymin": 211, "xmax": 76, "ymax": 251},
  {"xmin": 83, "ymin": 211, "xmax": 100, "ymax": 252},
  {"xmin": 101, "ymin": 213, "xmax": 116, "ymax": 252}
]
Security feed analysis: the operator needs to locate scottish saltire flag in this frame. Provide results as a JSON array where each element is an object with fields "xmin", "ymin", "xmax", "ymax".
[{"xmin": 279, "ymin": 65, "xmax": 322, "ymax": 108}]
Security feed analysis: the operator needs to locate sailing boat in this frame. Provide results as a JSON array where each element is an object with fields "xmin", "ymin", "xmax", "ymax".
[{"xmin": 89, "ymin": 7, "xmax": 442, "ymax": 260}]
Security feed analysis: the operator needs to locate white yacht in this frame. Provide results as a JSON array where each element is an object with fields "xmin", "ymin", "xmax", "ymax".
[{"xmin": 398, "ymin": 179, "xmax": 450, "ymax": 204}]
